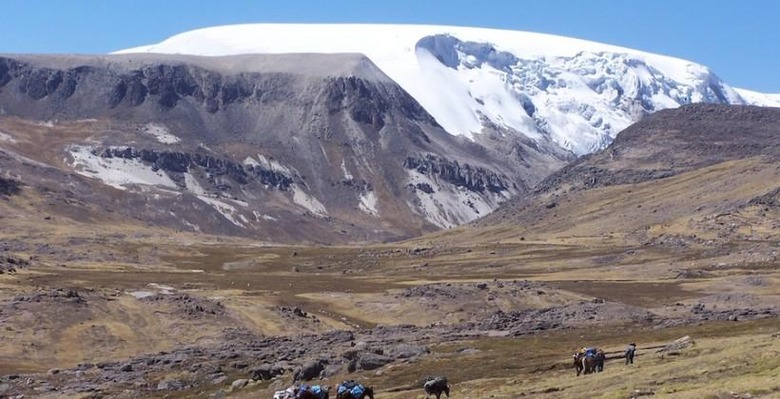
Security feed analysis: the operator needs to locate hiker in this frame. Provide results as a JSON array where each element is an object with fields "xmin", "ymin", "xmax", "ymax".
[{"xmin": 625, "ymin": 342, "xmax": 636, "ymax": 365}]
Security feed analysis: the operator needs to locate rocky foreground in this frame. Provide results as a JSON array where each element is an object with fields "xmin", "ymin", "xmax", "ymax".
[{"xmin": 1, "ymin": 280, "xmax": 777, "ymax": 398}]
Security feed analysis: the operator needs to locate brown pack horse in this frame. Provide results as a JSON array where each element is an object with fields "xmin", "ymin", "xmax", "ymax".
[{"xmin": 573, "ymin": 348, "xmax": 605, "ymax": 376}]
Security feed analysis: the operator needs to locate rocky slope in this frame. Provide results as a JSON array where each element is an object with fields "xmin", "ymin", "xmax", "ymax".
[
  {"xmin": 0, "ymin": 53, "xmax": 569, "ymax": 243},
  {"xmin": 464, "ymin": 103, "xmax": 780, "ymax": 246}
]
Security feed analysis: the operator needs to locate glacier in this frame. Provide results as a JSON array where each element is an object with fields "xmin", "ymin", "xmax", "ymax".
[{"xmin": 117, "ymin": 23, "xmax": 779, "ymax": 155}]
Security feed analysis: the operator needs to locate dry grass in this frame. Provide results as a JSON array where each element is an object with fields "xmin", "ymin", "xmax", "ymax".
[
  {"xmin": 224, "ymin": 320, "xmax": 780, "ymax": 399},
  {"xmin": 1, "ymin": 152, "xmax": 778, "ymax": 397},
  {"xmin": 433, "ymin": 158, "xmax": 780, "ymax": 246}
]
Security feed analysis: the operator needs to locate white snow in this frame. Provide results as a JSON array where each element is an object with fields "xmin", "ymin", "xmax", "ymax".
[
  {"xmin": 116, "ymin": 23, "xmax": 777, "ymax": 155},
  {"xmin": 128, "ymin": 290, "xmax": 156, "ymax": 299},
  {"xmin": 358, "ymin": 191, "xmax": 379, "ymax": 216},
  {"xmin": 256, "ymin": 154, "xmax": 292, "ymax": 174},
  {"xmin": 197, "ymin": 195, "xmax": 247, "ymax": 227},
  {"xmin": 184, "ymin": 172, "xmax": 209, "ymax": 196},
  {"xmin": 243, "ymin": 156, "xmax": 260, "ymax": 167},
  {"xmin": 0, "ymin": 131, "xmax": 17, "ymax": 143},
  {"xmin": 130, "ymin": 282, "xmax": 176, "ymax": 298},
  {"xmin": 142, "ymin": 123, "xmax": 181, "ymax": 144},
  {"xmin": 341, "ymin": 159, "xmax": 353, "ymax": 180},
  {"xmin": 182, "ymin": 219, "xmax": 202, "ymax": 232},
  {"xmin": 253, "ymin": 211, "xmax": 277, "ymax": 222},
  {"xmin": 67, "ymin": 145, "xmax": 179, "ymax": 190},
  {"xmin": 292, "ymin": 185, "xmax": 328, "ymax": 216},
  {"xmin": 185, "ymin": 169, "xmax": 250, "ymax": 227},
  {"xmin": 735, "ymin": 89, "xmax": 780, "ymax": 107},
  {"xmin": 185, "ymin": 172, "xmax": 250, "ymax": 227}
]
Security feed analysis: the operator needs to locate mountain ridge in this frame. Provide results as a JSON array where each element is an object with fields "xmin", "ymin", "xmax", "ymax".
[
  {"xmin": 455, "ymin": 103, "xmax": 780, "ymax": 247},
  {"xmin": 117, "ymin": 23, "xmax": 779, "ymax": 155},
  {"xmin": 3, "ymin": 25, "xmax": 779, "ymax": 242},
  {"xmin": 0, "ymin": 52, "xmax": 568, "ymax": 241}
]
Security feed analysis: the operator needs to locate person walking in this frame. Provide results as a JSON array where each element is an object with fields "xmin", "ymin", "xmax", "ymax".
[{"xmin": 625, "ymin": 342, "xmax": 637, "ymax": 365}]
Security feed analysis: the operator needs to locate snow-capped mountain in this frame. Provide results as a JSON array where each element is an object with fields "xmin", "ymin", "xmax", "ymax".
[
  {"xmin": 2, "ymin": 25, "xmax": 778, "ymax": 243},
  {"xmin": 118, "ymin": 24, "xmax": 778, "ymax": 155}
]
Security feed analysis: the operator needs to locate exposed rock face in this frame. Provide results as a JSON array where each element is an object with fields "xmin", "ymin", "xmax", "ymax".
[
  {"xmin": 403, "ymin": 155, "xmax": 510, "ymax": 193},
  {"xmin": 0, "ymin": 53, "xmax": 571, "ymax": 243},
  {"xmin": 99, "ymin": 147, "xmax": 295, "ymax": 190},
  {"xmin": 0, "ymin": 177, "xmax": 21, "ymax": 196}
]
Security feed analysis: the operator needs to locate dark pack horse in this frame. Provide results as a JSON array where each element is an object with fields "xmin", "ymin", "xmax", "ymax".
[
  {"xmin": 297, "ymin": 385, "xmax": 330, "ymax": 399},
  {"xmin": 335, "ymin": 381, "xmax": 374, "ymax": 399},
  {"xmin": 423, "ymin": 376, "xmax": 450, "ymax": 398}
]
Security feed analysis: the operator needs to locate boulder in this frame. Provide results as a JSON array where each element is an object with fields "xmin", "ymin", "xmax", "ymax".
[
  {"xmin": 660, "ymin": 335, "xmax": 694, "ymax": 352},
  {"xmin": 231, "ymin": 379, "xmax": 248, "ymax": 390},
  {"xmin": 249, "ymin": 363, "xmax": 285, "ymax": 381},
  {"xmin": 294, "ymin": 360, "xmax": 325, "ymax": 381},
  {"xmin": 388, "ymin": 344, "xmax": 429, "ymax": 359},
  {"xmin": 357, "ymin": 353, "xmax": 392, "ymax": 371}
]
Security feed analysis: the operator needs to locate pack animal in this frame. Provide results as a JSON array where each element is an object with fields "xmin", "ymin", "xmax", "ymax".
[
  {"xmin": 336, "ymin": 381, "xmax": 374, "ymax": 399},
  {"xmin": 423, "ymin": 376, "xmax": 450, "ymax": 398},
  {"xmin": 574, "ymin": 347, "xmax": 605, "ymax": 376},
  {"xmin": 298, "ymin": 385, "xmax": 330, "ymax": 399}
]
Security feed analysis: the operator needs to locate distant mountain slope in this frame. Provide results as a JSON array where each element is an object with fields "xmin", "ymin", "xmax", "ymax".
[
  {"xmin": 119, "ymin": 24, "xmax": 777, "ymax": 155},
  {"xmin": 735, "ymin": 88, "xmax": 780, "ymax": 107},
  {"xmin": 0, "ymin": 53, "xmax": 568, "ymax": 242},
  {"xmin": 444, "ymin": 104, "xmax": 780, "ymax": 246}
]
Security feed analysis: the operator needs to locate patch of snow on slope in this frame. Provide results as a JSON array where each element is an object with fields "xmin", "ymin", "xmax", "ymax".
[
  {"xmin": 197, "ymin": 195, "xmax": 247, "ymax": 227},
  {"xmin": 341, "ymin": 159, "xmax": 353, "ymax": 180},
  {"xmin": 253, "ymin": 211, "xmax": 277, "ymax": 222},
  {"xmin": 358, "ymin": 191, "xmax": 379, "ymax": 216},
  {"xmin": 256, "ymin": 154, "xmax": 292, "ymax": 174},
  {"xmin": 116, "ymin": 24, "xmax": 775, "ymax": 155},
  {"xmin": 0, "ymin": 131, "xmax": 17, "ymax": 143},
  {"xmin": 182, "ymin": 219, "xmax": 201, "ymax": 232},
  {"xmin": 68, "ymin": 145, "xmax": 178, "ymax": 190},
  {"xmin": 184, "ymin": 172, "xmax": 209, "ymax": 196},
  {"xmin": 292, "ymin": 185, "xmax": 328, "ymax": 216},
  {"xmin": 407, "ymin": 169, "xmax": 509, "ymax": 228},
  {"xmin": 129, "ymin": 282, "xmax": 178, "ymax": 299},
  {"xmin": 143, "ymin": 124, "xmax": 181, "ymax": 144},
  {"xmin": 185, "ymin": 173, "xmax": 250, "ymax": 226},
  {"xmin": 243, "ymin": 156, "xmax": 260, "ymax": 167},
  {"xmin": 128, "ymin": 290, "xmax": 155, "ymax": 299}
]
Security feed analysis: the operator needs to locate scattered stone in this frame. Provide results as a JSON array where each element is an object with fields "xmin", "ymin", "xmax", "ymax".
[
  {"xmin": 230, "ymin": 379, "xmax": 248, "ymax": 390},
  {"xmin": 249, "ymin": 363, "xmax": 284, "ymax": 381},
  {"xmin": 294, "ymin": 360, "xmax": 325, "ymax": 381},
  {"xmin": 630, "ymin": 388, "xmax": 655, "ymax": 397},
  {"xmin": 356, "ymin": 353, "xmax": 392, "ymax": 371},
  {"xmin": 660, "ymin": 336, "xmax": 694, "ymax": 352}
]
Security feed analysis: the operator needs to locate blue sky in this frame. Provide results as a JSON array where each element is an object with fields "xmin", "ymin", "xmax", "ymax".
[{"xmin": 2, "ymin": 0, "xmax": 779, "ymax": 92}]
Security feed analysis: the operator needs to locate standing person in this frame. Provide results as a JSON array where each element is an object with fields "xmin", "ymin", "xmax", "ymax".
[{"xmin": 625, "ymin": 342, "xmax": 637, "ymax": 365}]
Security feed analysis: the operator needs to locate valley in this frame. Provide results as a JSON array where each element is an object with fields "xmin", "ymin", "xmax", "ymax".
[
  {"xmin": 0, "ymin": 23, "xmax": 778, "ymax": 398},
  {"xmin": 1, "ymin": 170, "xmax": 778, "ymax": 397}
]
